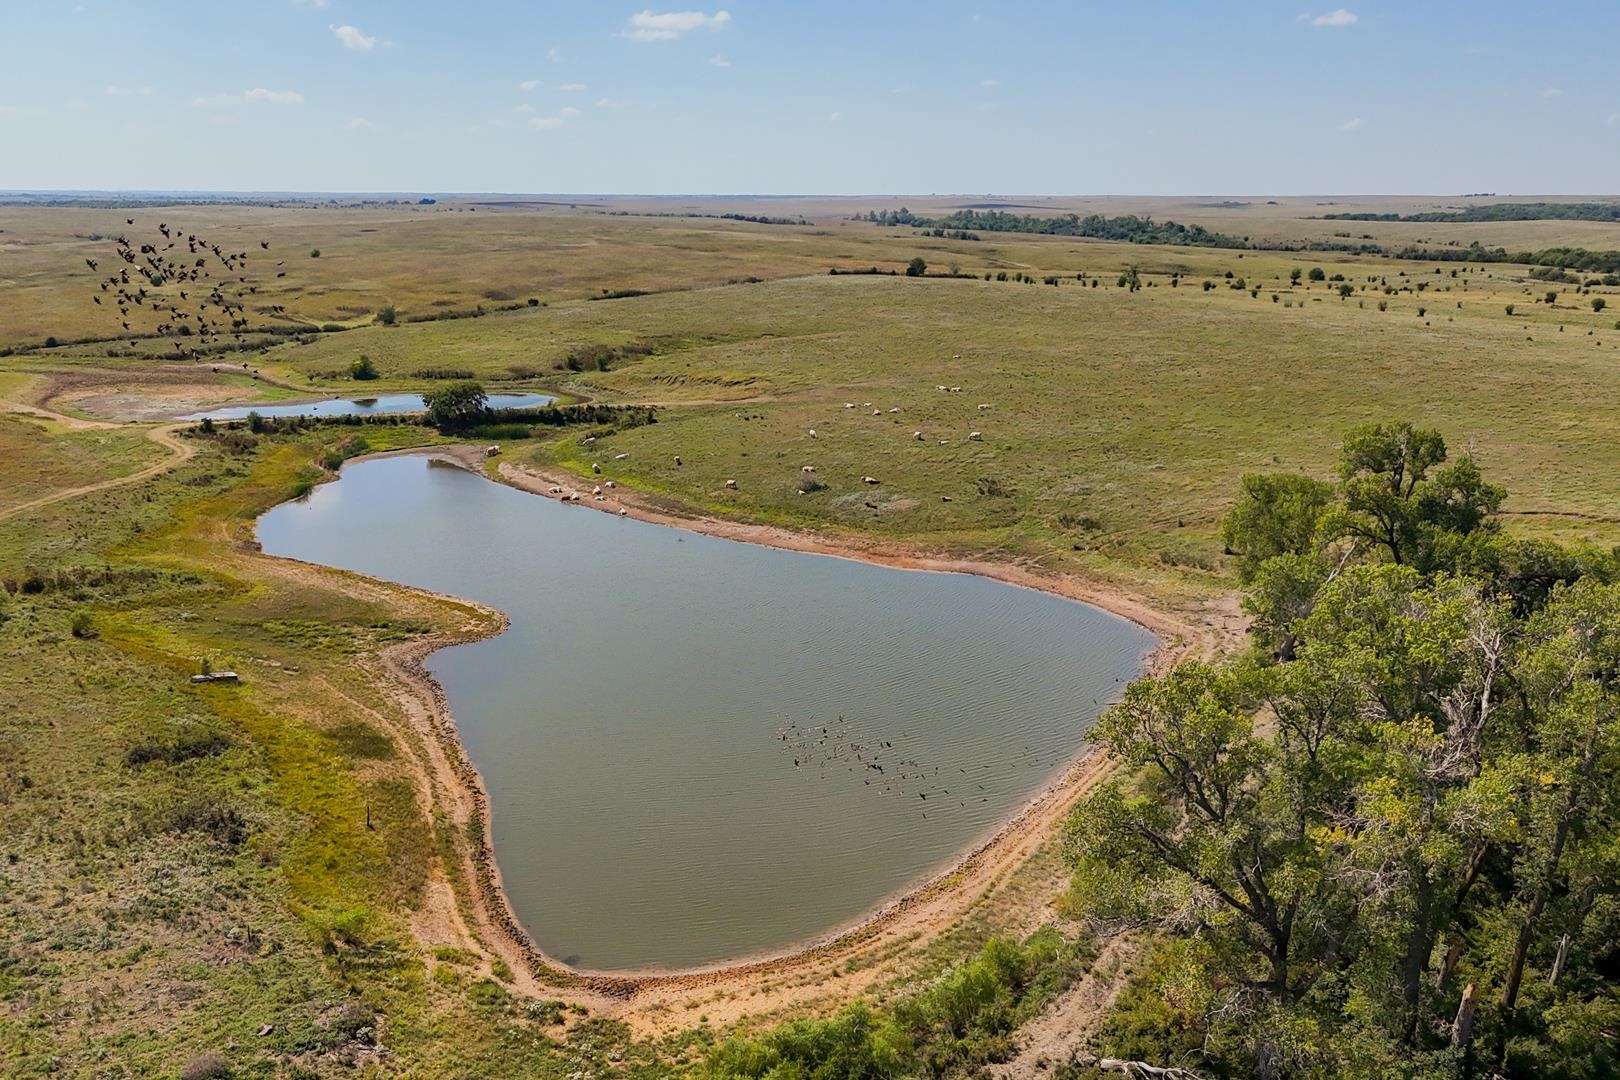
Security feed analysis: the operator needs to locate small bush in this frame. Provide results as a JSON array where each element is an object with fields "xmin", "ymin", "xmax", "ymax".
[
  {"xmin": 1594, "ymin": 297, "xmax": 1607, "ymax": 313},
  {"xmin": 977, "ymin": 476, "xmax": 1011, "ymax": 498},
  {"xmin": 180, "ymin": 1052, "xmax": 233, "ymax": 1080},
  {"xmin": 795, "ymin": 473, "xmax": 826, "ymax": 494},
  {"xmin": 170, "ymin": 801, "xmax": 250, "ymax": 847},
  {"xmin": 468, "ymin": 979, "xmax": 508, "ymax": 1009},
  {"xmin": 375, "ymin": 306, "xmax": 396, "ymax": 326},
  {"xmin": 349, "ymin": 355, "xmax": 379, "ymax": 380},
  {"xmin": 526, "ymin": 999, "xmax": 566, "ymax": 1024},
  {"xmin": 126, "ymin": 731, "xmax": 232, "ymax": 768},
  {"xmin": 309, "ymin": 248, "xmax": 321, "ymax": 258},
  {"xmin": 70, "ymin": 611, "xmax": 96, "ymax": 639}
]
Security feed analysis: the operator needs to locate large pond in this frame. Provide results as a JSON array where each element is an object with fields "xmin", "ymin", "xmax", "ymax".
[
  {"xmin": 181, "ymin": 392, "xmax": 553, "ymax": 421},
  {"xmin": 257, "ymin": 455, "xmax": 1155, "ymax": 971}
]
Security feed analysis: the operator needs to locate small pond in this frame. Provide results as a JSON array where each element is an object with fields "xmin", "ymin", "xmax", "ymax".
[
  {"xmin": 182, "ymin": 392, "xmax": 554, "ymax": 421},
  {"xmin": 257, "ymin": 455, "xmax": 1154, "ymax": 970}
]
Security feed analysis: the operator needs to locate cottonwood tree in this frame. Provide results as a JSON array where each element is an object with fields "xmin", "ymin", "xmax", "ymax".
[{"xmin": 1069, "ymin": 424, "xmax": 1620, "ymax": 1079}]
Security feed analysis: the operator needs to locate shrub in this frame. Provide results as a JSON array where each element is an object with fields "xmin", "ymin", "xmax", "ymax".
[
  {"xmin": 905, "ymin": 256, "xmax": 927, "ymax": 277},
  {"xmin": 375, "ymin": 305, "xmax": 397, "ymax": 326},
  {"xmin": 527, "ymin": 297, "xmax": 540, "ymax": 306},
  {"xmin": 1505, "ymin": 304, "xmax": 1516, "ymax": 315},
  {"xmin": 180, "ymin": 1052, "xmax": 233, "ymax": 1080},
  {"xmin": 1202, "ymin": 280, "xmax": 1215, "ymax": 291},
  {"xmin": 1378, "ymin": 300, "xmax": 1388, "ymax": 311},
  {"xmin": 795, "ymin": 473, "xmax": 826, "ymax": 494},
  {"xmin": 70, "ymin": 611, "xmax": 95, "ymax": 639},
  {"xmin": 349, "ymin": 355, "xmax": 379, "ymax": 380},
  {"xmin": 1594, "ymin": 297, "xmax": 1607, "ymax": 312},
  {"xmin": 309, "ymin": 248, "xmax": 321, "ymax": 258},
  {"xmin": 468, "ymin": 979, "xmax": 508, "ymax": 1008},
  {"xmin": 464, "ymin": 423, "xmax": 531, "ymax": 440},
  {"xmin": 1417, "ymin": 306, "xmax": 1426, "ymax": 317},
  {"xmin": 170, "ymin": 801, "xmax": 250, "ymax": 847},
  {"xmin": 1308, "ymin": 267, "xmax": 1326, "ymax": 281},
  {"xmin": 126, "ymin": 731, "xmax": 232, "ymax": 767},
  {"xmin": 1546, "ymin": 290, "xmax": 1559, "ymax": 304},
  {"xmin": 977, "ymin": 476, "xmax": 1011, "ymax": 498}
]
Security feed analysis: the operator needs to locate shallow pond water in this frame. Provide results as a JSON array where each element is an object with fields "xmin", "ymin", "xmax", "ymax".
[
  {"xmin": 182, "ymin": 392, "xmax": 553, "ymax": 421},
  {"xmin": 257, "ymin": 455, "xmax": 1154, "ymax": 970}
]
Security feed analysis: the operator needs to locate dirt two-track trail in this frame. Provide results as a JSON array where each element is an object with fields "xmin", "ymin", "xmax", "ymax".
[{"xmin": 0, "ymin": 397, "xmax": 196, "ymax": 524}]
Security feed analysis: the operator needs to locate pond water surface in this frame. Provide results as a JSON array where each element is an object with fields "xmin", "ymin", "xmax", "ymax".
[
  {"xmin": 257, "ymin": 455, "xmax": 1155, "ymax": 970},
  {"xmin": 182, "ymin": 392, "xmax": 553, "ymax": 421}
]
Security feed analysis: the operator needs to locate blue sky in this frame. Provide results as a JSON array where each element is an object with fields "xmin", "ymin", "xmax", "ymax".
[{"xmin": 2, "ymin": 1, "xmax": 1617, "ymax": 194}]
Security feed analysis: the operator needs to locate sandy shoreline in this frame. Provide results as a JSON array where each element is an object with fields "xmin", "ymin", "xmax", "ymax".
[{"xmin": 298, "ymin": 445, "xmax": 1237, "ymax": 1022}]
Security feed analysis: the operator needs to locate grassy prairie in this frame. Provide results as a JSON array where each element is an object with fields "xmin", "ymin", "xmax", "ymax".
[
  {"xmin": 5, "ymin": 199, "xmax": 1620, "ymax": 1075},
  {"xmin": 260, "ymin": 256, "xmax": 1620, "ymax": 608}
]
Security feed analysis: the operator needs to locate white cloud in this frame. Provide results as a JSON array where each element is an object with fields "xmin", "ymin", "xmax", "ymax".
[
  {"xmin": 192, "ymin": 88, "xmax": 305, "ymax": 107},
  {"xmin": 980, "ymin": 78, "xmax": 999, "ymax": 89},
  {"xmin": 596, "ymin": 97, "xmax": 633, "ymax": 109},
  {"xmin": 557, "ymin": 82, "xmax": 587, "ymax": 91},
  {"xmin": 0, "ymin": 105, "xmax": 19, "ymax": 117},
  {"xmin": 707, "ymin": 54, "xmax": 730, "ymax": 67},
  {"xmin": 625, "ymin": 9, "xmax": 731, "ymax": 41},
  {"xmin": 292, "ymin": 0, "xmax": 330, "ymax": 7},
  {"xmin": 514, "ymin": 103, "xmax": 537, "ymax": 113},
  {"xmin": 105, "ymin": 85, "xmax": 153, "ymax": 97},
  {"xmin": 560, "ymin": 105, "xmax": 581, "ymax": 117},
  {"xmin": 828, "ymin": 111, "xmax": 841, "ymax": 122},
  {"xmin": 211, "ymin": 114, "xmax": 236, "ymax": 126},
  {"xmin": 528, "ymin": 115, "xmax": 565, "ymax": 130},
  {"xmin": 1608, "ymin": 111, "xmax": 1620, "ymax": 126},
  {"xmin": 345, "ymin": 116, "xmax": 378, "ymax": 130},
  {"xmin": 244, "ymin": 88, "xmax": 302, "ymax": 104},
  {"xmin": 1339, "ymin": 117, "xmax": 1364, "ymax": 131},
  {"xmin": 547, "ymin": 46, "xmax": 562, "ymax": 63},
  {"xmin": 1301, "ymin": 9, "xmax": 1357, "ymax": 27},
  {"xmin": 519, "ymin": 78, "xmax": 541, "ymax": 91},
  {"xmin": 1540, "ymin": 87, "xmax": 1563, "ymax": 99},
  {"xmin": 331, "ymin": 24, "xmax": 378, "ymax": 50}
]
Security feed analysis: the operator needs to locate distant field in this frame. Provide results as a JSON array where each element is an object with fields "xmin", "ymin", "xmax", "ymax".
[
  {"xmin": 7, "ymin": 195, "xmax": 1620, "ymax": 351},
  {"xmin": 227, "ymin": 245, "xmax": 1620, "ymax": 604}
]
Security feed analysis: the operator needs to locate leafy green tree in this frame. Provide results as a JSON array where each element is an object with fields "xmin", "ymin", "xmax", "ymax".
[
  {"xmin": 1077, "ymin": 426, "xmax": 1620, "ymax": 1078},
  {"xmin": 905, "ymin": 256, "xmax": 927, "ymax": 277},
  {"xmin": 1309, "ymin": 267, "xmax": 1327, "ymax": 282},
  {"xmin": 422, "ymin": 380, "xmax": 488, "ymax": 429},
  {"xmin": 1221, "ymin": 473, "xmax": 1335, "ymax": 580},
  {"xmin": 1290, "ymin": 268, "xmax": 1303, "ymax": 285},
  {"xmin": 349, "ymin": 355, "xmax": 379, "ymax": 380},
  {"xmin": 1592, "ymin": 297, "xmax": 1607, "ymax": 312},
  {"xmin": 1322, "ymin": 422, "xmax": 1503, "ymax": 572}
]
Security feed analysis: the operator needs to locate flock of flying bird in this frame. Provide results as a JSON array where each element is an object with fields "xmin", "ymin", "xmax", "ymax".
[
  {"xmin": 85, "ymin": 217, "xmax": 286, "ymax": 355},
  {"xmin": 774, "ymin": 713, "xmax": 1074, "ymax": 819}
]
